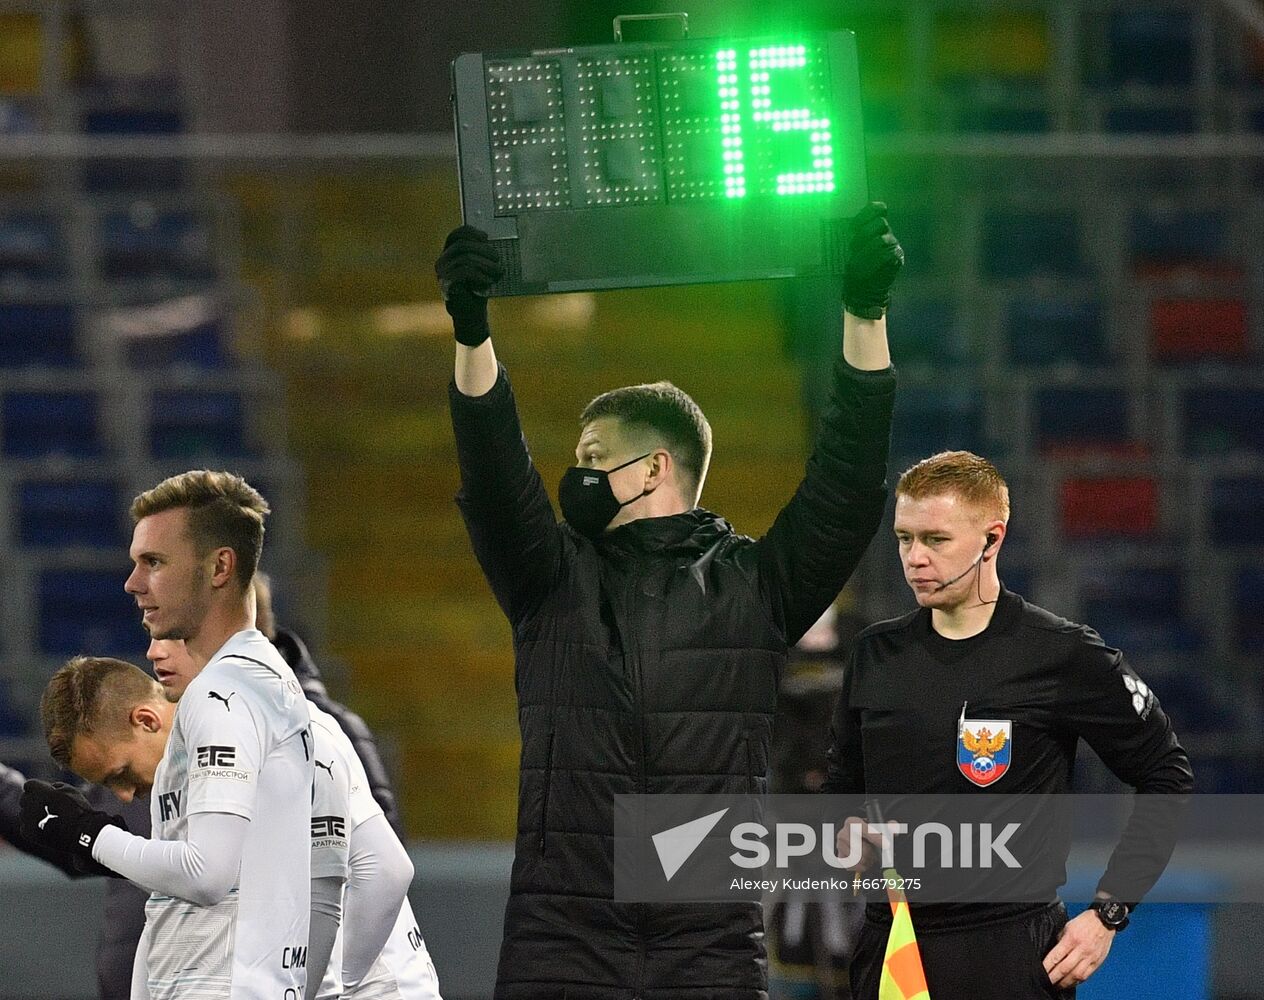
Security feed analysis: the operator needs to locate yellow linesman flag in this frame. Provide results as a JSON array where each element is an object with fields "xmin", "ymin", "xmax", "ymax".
[{"xmin": 878, "ymin": 869, "xmax": 930, "ymax": 1000}]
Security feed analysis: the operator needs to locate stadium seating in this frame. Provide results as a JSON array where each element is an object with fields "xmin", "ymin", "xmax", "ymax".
[
  {"xmin": 1035, "ymin": 385, "xmax": 1134, "ymax": 453},
  {"xmin": 0, "ymin": 304, "xmax": 78, "ymax": 367},
  {"xmin": 149, "ymin": 388, "xmax": 250, "ymax": 459},
  {"xmin": 981, "ymin": 208, "xmax": 1083, "ymax": 279},
  {"xmin": 1006, "ymin": 297, "xmax": 1108, "ymax": 367},
  {"xmin": 16, "ymin": 478, "xmax": 127, "ymax": 548},
  {"xmin": 1182, "ymin": 385, "xmax": 1264, "ymax": 454},
  {"xmin": 1, "ymin": 390, "xmax": 102, "ymax": 457},
  {"xmin": 37, "ymin": 565, "xmax": 146, "ymax": 658}
]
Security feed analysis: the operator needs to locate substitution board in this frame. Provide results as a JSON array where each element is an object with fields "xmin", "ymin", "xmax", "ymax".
[{"xmin": 451, "ymin": 30, "xmax": 868, "ymax": 295}]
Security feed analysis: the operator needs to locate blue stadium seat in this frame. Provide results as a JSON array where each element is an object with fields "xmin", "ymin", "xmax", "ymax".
[
  {"xmin": 1081, "ymin": 564, "xmax": 1203, "ymax": 653},
  {"xmin": 124, "ymin": 320, "xmax": 229, "ymax": 368},
  {"xmin": 1105, "ymin": 105, "xmax": 1198, "ymax": 134},
  {"xmin": 887, "ymin": 298, "xmax": 966, "ymax": 368},
  {"xmin": 0, "ymin": 303, "xmax": 77, "ymax": 367},
  {"xmin": 2, "ymin": 390, "xmax": 101, "ymax": 457},
  {"xmin": 1105, "ymin": 10, "xmax": 1195, "ymax": 87},
  {"xmin": 981, "ymin": 209, "xmax": 1082, "ymax": 279},
  {"xmin": 150, "ymin": 389, "xmax": 249, "ymax": 458},
  {"xmin": 890, "ymin": 385, "xmax": 984, "ymax": 460},
  {"xmin": 100, "ymin": 210, "xmax": 214, "ymax": 282},
  {"xmin": 1207, "ymin": 477, "xmax": 1264, "ymax": 547},
  {"xmin": 17, "ymin": 479, "xmax": 126, "ymax": 548},
  {"xmin": 1234, "ymin": 567, "xmax": 1264, "ymax": 654},
  {"xmin": 1131, "ymin": 208, "xmax": 1227, "ymax": 266},
  {"xmin": 1035, "ymin": 387, "xmax": 1131, "ymax": 450},
  {"xmin": 0, "ymin": 211, "xmax": 66, "ymax": 281},
  {"xmin": 1183, "ymin": 387, "xmax": 1264, "ymax": 454},
  {"xmin": 38, "ymin": 567, "xmax": 143, "ymax": 657},
  {"xmin": 1007, "ymin": 298, "xmax": 1107, "ymax": 366}
]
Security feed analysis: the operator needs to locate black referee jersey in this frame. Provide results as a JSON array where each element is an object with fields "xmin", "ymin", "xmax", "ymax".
[{"xmin": 824, "ymin": 586, "xmax": 1193, "ymax": 934}]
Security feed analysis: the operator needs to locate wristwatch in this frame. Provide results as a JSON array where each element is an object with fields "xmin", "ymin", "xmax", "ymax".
[{"xmin": 1090, "ymin": 897, "xmax": 1131, "ymax": 932}]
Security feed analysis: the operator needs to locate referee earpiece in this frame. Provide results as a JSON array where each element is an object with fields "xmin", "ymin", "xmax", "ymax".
[{"xmin": 984, "ymin": 532, "xmax": 998, "ymax": 554}]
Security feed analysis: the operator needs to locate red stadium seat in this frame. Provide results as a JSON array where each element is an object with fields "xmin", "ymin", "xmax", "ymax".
[
  {"xmin": 1060, "ymin": 476, "xmax": 1159, "ymax": 538},
  {"xmin": 1150, "ymin": 298, "xmax": 1250, "ymax": 363}
]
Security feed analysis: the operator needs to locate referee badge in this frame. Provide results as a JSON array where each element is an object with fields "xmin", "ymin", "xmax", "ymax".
[{"xmin": 957, "ymin": 705, "xmax": 1012, "ymax": 787}]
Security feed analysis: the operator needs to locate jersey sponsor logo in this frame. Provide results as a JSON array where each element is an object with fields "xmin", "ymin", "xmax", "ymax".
[
  {"xmin": 311, "ymin": 815, "xmax": 347, "ymax": 842},
  {"xmin": 159, "ymin": 789, "xmax": 183, "ymax": 821},
  {"xmin": 193, "ymin": 744, "xmax": 250, "ymax": 782},
  {"xmin": 1122, "ymin": 674, "xmax": 1153, "ymax": 719},
  {"xmin": 208, "ymin": 690, "xmax": 236, "ymax": 711},
  {"xmin": 406, "ymin": 924, "xmax": 424, "ymax": 951},
  {"xmin": 281, "ymin": 945, "xmax": 307, "ymax": 969},
  {"xmin": 315, "ymin": 759, "xmax": 334, "ymax": 779},
  {"xmin": 197, "ymin": 745, "xmax": 236, "ymax": 768},
  {"xmin": 957, "ymin": 719, "xmax": 1012, "ymax": 787}
]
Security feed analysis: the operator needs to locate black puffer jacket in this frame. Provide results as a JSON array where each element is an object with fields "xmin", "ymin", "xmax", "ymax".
[{"xmin": 450, "ymin": 360, "xmax": 895, "ymax": 1000}]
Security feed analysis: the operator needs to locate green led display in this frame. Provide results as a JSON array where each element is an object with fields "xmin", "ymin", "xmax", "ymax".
[
  {"xmin": 452, "ymin": 30, "xmax": 867, "ymax": 294},
  {"xmin": 715, "ymin": 43, "xmax": 835, "ymax": 199}
]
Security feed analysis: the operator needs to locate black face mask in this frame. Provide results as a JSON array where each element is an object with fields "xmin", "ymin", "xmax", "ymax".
[{"xmin": 558, "ymin": 452, "xmax": 653, "ymax": 540}]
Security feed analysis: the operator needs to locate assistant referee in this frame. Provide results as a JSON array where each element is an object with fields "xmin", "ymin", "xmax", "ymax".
[{"xmin": 825, "ymin": 451, "xmax": 1193, "ymax": 997}]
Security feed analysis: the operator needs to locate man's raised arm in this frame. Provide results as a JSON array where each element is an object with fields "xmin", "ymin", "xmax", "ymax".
[
  {"xmin": 754, "ymin": 202, "xmax": 903, "ymax": 645},
  {"xmin": 437, "ymin": 225, "xmax": 564, "ymax": 624}
]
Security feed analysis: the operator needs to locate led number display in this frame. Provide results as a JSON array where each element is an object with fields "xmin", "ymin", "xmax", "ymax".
[{"xmin": 452, "ymin": 30, "xmax": 867, "ymax": 295}]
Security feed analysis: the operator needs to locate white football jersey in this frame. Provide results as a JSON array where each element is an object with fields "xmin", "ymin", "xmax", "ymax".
[
  {"xmin": 311, "ymin": 706, "xmax": 442, "ymax": 1000},
  {"xmin": 145, "ymin": 629, "xmax": 314, "ymax": 1000}
]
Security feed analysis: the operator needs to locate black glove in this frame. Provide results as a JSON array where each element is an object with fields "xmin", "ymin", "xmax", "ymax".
[
  {"xmin": 434, "ymin": 225, "xmax": 505, "ymax": 346},
  {"xmin": 19, "ymin": 780, "xmax": 126, "ymax": 862},
  {"xmin": 841, "ymin": 201, "xmax": 904, "ymax": 320}
]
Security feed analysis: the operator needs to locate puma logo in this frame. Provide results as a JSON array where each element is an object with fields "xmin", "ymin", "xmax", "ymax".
[
  {"xmin": 315, "ymin": 760, "xmax": 334, "ymax": 779},
  {"xmin": 208, "ymin": 691, "xmax": 236, "ymax": 711},
  {"xmin": 38, "ymin": 806, "xmax": 57, "ymax": 830}
]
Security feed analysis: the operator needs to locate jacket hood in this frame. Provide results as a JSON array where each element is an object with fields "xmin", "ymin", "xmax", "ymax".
[
  {"xmin": 595, "ymin": 507, "xmax": 737, "ymax": 558},
  {"xmin": 272, "ymin": 627, "xmax": 327, "ymax": 695}
]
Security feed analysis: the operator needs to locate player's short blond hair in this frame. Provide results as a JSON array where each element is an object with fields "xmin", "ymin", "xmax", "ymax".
[
  {"xmin": 896, "ymin": 451, "xmax": 1010, "ymax": 523},
  {"xmin": 131, "ymin": 470, "xmax": 269, "ymax": 590},
  {"xmin": 41, "ymin": 656, "xmax": 160, "ymax": 769}
]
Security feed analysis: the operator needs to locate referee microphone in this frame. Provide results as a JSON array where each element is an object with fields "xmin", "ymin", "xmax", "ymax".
[{"xmin": 931, "ymin": 532, "xmax": 998, "ymax": 593}]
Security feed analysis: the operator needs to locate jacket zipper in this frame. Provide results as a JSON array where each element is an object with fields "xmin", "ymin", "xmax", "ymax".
[
  {"xmin": 624, "ymin": 573, "xmax": 648, "ymax": 997},
  {"xmin": 540, "ymin": 727, "xmax": 554, "ymax": 854}
]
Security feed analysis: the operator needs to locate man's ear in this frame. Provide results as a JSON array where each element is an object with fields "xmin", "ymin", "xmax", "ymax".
[
  {"xmin": 649, "ymin": 449, "xmax": 673, "ymax": 485},
  {"xmin": 209, "ymin": 546, "xmax": 237, "ymax": 590},
  {"xmin": 131, "ymin": 703, "xmax": 162, "ymax": 734}
]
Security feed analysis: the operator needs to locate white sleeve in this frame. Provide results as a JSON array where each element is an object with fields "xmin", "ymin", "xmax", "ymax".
[
  {"xmin": 93, "ymin": 812, "xmax": 247, "ymax": 906},
  {"xmin": 306, "ymin": 875, "xmax": 344, "ymax": 1000},
  {"xmin": 340, "ymin": 813, "xmax": 414, "ymax": 990},
  {"xmin": 310, "ymin": 722, "xmax": 352, "ymax": 881},
  {"xmin": 130, "ymin": 923, "xmax": 151, "ymax": 1000},
  {"xmin": 345, "ymin": 739, "xmax": 386, "ymax": 830},
  {"xmin": 182, "ymin": 683, "xmax": 269, "ymax": 820}
]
